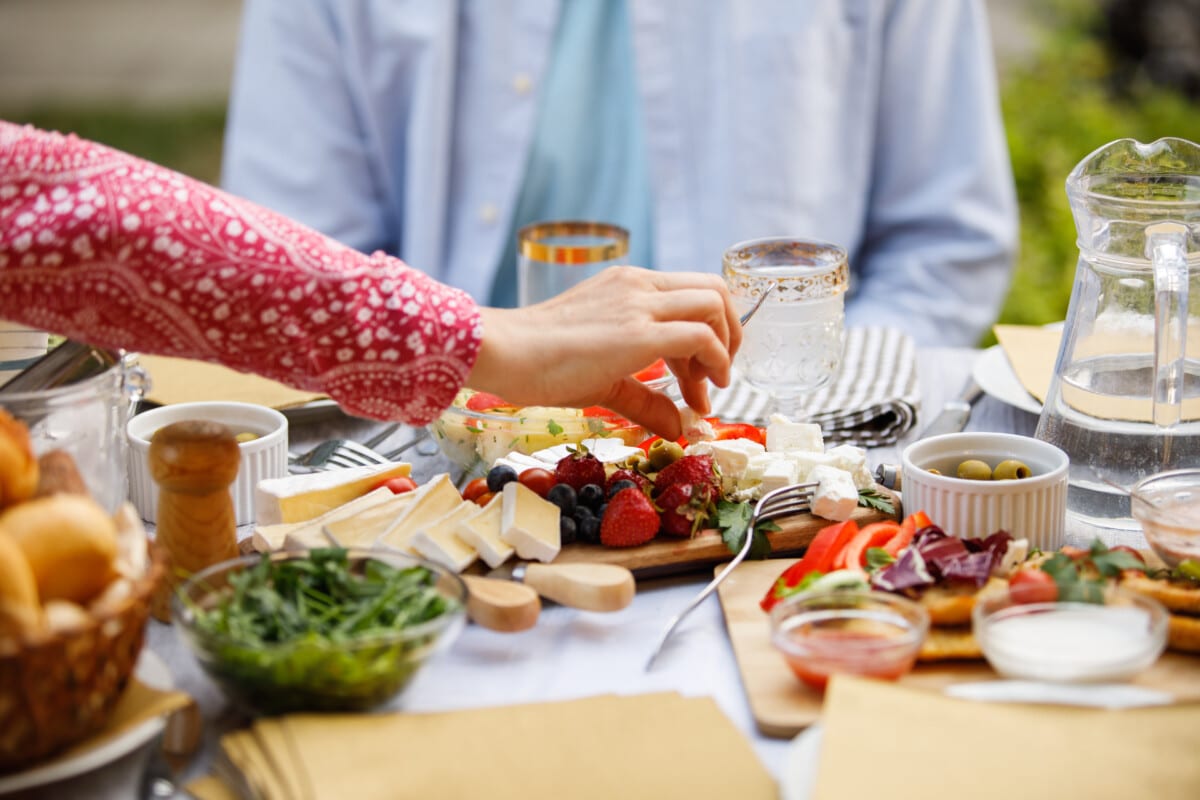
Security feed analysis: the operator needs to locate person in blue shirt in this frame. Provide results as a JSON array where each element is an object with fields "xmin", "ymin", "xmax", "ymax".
[{"xmin": 222, "ymin": 0, "xmax": 1017, "ymax": 347}]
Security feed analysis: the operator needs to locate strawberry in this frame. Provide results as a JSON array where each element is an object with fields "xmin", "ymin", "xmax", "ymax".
[
  {"xmin": 600, "ymin": 487, "xmax": 660, "ymax": 547},
  {"xmin": 607, "ymin": 467, "xmax": 651, "ymax": 494},
  {"xmin": 555, "ymin": 449, "xmax": 607, "ymax": 492},
  {"xmin": 653, "ymin": 454, "xmax": 719, "ymax": 538}
]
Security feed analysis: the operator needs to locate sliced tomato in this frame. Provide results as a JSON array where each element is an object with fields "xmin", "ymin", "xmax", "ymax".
[
  {"xmin": 760, "ymin": 520, "xmax": 860, "ymax": 611},
  {"xmin": 840, "ymin": 522, "xmax": 902, "ymax": 569},
  {"xmin": 634, "ymin": 359, "xmax": 668, "ymax": 382},
  {"xmin": 465, "ymin": 392, "xmax": 513, "ymax": 412},
  {"xmin": 707, "ymin": 419, "xmax": 767, "ymax": 446}
]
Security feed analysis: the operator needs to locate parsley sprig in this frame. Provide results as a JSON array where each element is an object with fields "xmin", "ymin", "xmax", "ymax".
[{"xmin": 716, "ymin": 499, "xmax": 780, "ymax": 559}]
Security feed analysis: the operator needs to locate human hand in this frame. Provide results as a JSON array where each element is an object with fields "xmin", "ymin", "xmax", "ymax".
[{"xmin": 467, "ymin": 267, "xmax": 741, "ymax": 441}]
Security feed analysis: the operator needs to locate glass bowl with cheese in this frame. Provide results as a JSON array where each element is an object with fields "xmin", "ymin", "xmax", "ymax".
[
  {"xmin": 429, "ymin": 388, "xmax": 649, "ymax": 476},
  {"xmin": 174, "ymin": 548, "xmax": 466, "ymax": 714}
]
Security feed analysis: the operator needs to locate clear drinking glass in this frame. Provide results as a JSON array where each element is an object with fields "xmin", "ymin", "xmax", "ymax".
[
  {"xmin": 722, "ymin": 237, "xmax": 848, "ymax": 420},
  {"xmin": 517, "ymin": 220, "xmax": 629, "ymax": 306}
]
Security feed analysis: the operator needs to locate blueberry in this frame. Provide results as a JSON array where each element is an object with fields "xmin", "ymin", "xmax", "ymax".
[
  {"xmin": 486, "ymin": 464, "xmax": 518, "ymax": 493},
  {"xmin": 573, "ymin": 505, "xmax": 595, "ymax": 524},
  {"xmin": 577, "ymin": 515, "xmax": 602, "ymax": 545},
  {"xmin": 546, "ymin": 483, "xmax": 577, "ymax": 515},
  {"xmin": 596, "ymin": 503, "xmax": 607, "ymax": 521},
  {"xmin": 559, "ymin": 515, "xmax": 577, "ymax": 545},
  {"xmin": 607, "ymin": 479, "xmax": 636, "ymax": 498},
  {"xmin": 578, "ymin": 483, "xmax": 605, "ymax": 510}
]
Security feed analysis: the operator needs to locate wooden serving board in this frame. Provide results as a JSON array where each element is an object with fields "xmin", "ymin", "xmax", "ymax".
[
  {"xmin": 551, "ymin": 490, "xmax": 898, "ymax": 579},
  {"xmin": 718, "ymin": 558, "xmax": 1200, "ymax": 739}
]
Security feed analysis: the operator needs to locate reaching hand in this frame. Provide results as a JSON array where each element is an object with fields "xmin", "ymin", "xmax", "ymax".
[{"xmin": 468, "ymin": 267, "xmax": 741, "ymax": 441}]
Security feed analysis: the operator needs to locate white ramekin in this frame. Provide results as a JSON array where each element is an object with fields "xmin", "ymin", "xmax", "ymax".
[
  {"xmin": 901, "ymin": 432, "xmax": 1069, "ymax": 551},
  {"xmin": 127, "ymin": 401, "xmax": 288, "ymax": 526}
]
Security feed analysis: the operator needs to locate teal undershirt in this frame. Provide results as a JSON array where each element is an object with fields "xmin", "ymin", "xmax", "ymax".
[{"xmin": 488, "ymin": 0, "xmax": 654, "ymax": 308}]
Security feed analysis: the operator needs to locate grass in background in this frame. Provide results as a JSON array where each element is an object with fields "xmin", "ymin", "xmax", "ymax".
[
  {"xmin": 9, "ymin": 106, "xmax": 227, "ymax": 185},
  {"xmin": 995, "ymin": 0, "xmax": 1200, "ymax": 341}
]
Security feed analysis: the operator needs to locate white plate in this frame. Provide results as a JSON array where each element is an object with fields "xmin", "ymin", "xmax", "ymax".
[
  {"xmin": 0, "ymin": 650, "xmax": 173, "ymax": 794},
  {"xmin": 971, "ymin": 344, "xmax": 1042, "ymax": 416}
]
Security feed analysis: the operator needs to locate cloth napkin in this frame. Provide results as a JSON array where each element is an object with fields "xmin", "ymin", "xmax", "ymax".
[
  {"xmin": 195, "ymin": 692, "xmax": 774, "ymax": 800},
  {"xmin": 810, "ymin": 675, "xmax": 1200, "ymax": 800},
  {"xmin": 137, "ymin": 354, "xmax": 325, "ymax": 409},
  {"xmin": 709, "ymin": 326, "xmax": 919, "ymax": 446}
]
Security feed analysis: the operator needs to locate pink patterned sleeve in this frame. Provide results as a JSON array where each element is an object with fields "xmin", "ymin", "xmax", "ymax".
[{"xmin": 0, "ymin": 122, "xmax": 482, "ymax": 424}]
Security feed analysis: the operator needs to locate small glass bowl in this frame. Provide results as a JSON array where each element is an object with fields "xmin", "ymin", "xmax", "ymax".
[
  {"xmin": 428, "ymin": 390, "xmax": 652, "ymax": 477},
  {"xmin": 174, "ymin": 549, "xmax": 466, "ymax": 714},
  {"xmin": 769, "ymin": 590, "xmax": 929, "ymax": 692},
  {"xmin": 1131, "ymin": 468, "xmax": 1200, "ymax": 568},
  {"xmin": 973, "ymin": 585, "xmax": 1168, "ymax": 683}
]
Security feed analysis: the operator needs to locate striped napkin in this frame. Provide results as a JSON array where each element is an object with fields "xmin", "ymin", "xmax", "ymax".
[{"xmin": 709, "ymin": 326, "xmax": 919, "ymax": 447}]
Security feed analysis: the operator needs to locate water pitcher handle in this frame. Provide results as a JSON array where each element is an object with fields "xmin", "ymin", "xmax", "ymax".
[{"xmin": 1147, "ymin": 222, "xmax": 1190, "ymax": 428}]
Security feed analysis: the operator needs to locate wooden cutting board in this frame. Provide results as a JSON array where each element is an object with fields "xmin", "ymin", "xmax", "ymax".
[
  {"xmin": 551, "ymin": 491, "xmax": 897, "ymax": 578},
  {"xmin": 718, "ymin": 558, "xmax": 1200, "ymax": 739}
]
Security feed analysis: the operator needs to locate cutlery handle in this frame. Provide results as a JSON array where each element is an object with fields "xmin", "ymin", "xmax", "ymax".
[
  {"xmin": 461, "ymin": 575, "xmax": 541, "ymax": 632},
  {"xmin": 522, "ymin": 563, "xmax": 635, "ymax": 612}
]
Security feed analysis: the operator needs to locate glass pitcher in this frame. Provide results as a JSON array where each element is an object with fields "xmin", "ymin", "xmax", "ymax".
[{"xmin": 1035, "ymin": 137, "xmax": 1200, "ymax": 547}]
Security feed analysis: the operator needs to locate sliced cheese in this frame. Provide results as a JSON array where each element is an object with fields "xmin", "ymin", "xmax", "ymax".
[
  {"xmin": 255, "ymin": 462, "xmax": 412, "ymax": 526},
  {"xmin": 323, "ymin": 491, "xmax": 420, "ymax": 548},
  {"xmin": 410, "ymin": 502, "xmax": 483, "ymax": 573},
  {"xmin": 378, "ymin": 474, "xmax": 464, "ymax": 553},
  {"xmin": 499, "ymin": 481, "xmax": 560, "ymax": 563},
  {"xmin": 456, "ymin": 493, "xmax": 513, "ymax": 569},
  {"xmin": 252, "ymin": 487, "xmax": 395, "ymax": 552}
]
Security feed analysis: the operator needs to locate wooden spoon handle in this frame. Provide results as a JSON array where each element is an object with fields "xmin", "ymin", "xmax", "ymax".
[
  {"xmin": 461, "ymin": 575, "xmax": 541, "ymax": 633},
  {"xmin": 522, "ymin": 562, "xmax": 635, "ymax": 612}
]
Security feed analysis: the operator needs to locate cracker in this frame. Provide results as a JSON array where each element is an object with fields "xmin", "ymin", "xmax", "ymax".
[
  {"xmin": 917, "ymin": 577, "xmax": 1008, "ymax": 627},
  {"xmin": 918, "ymin": 627, "xmax": 982, "ymax": 661},
  {"xmin": 1121, "ymin": 574, "xmax": 1200, "ymax": 615},
  {"xmin": 1168, "ymin": 613, "xmax": 1200, "ymax": 654}
]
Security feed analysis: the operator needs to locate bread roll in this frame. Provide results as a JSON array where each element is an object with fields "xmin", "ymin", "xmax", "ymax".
[
  {"xmin": 0, "ymin": 532, "xmax": 40, "ymax": 639},
  {"xmin": 33, "ymin": 449, "xmax": 90, "ymax": 498},
  {"xmin": 0, "ymin": 494, "xmax": 118, "ymax": 604},
  {"xmin": 0, "ymin": 409, "xmax": 39, "ymax": 509}
]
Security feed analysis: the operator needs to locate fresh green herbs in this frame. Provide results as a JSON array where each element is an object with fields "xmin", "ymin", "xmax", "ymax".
[
  {"xmin": 185, "ymin": 549, "xmax": 460, "ymax": 713},
  {"xmin": 857, "ymin": 488, "xmax": 895, "ymax": 516},
  {"xmin": 717, "ymin": 499, "xmax": 779, "ymax": 559},
  {"xmin": 865, "ymin": 547, "xmax": 895, "ymax": 572},
  {"xmin": 546, "ymin": 419, "xmax": 564, "ymax": 436},
  {"xmin": 1037, "ymin": 540, "xmax": 1148, "ymax": 604}
]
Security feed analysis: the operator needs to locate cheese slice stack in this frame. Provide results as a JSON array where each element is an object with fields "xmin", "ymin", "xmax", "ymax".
[
  {"xmin": 410, "ymin": 502, "xmax": 484, "ymax": 573},
  {"xmin": 377, "ymin": 474, "xmax": 463, "ymax": 553}
]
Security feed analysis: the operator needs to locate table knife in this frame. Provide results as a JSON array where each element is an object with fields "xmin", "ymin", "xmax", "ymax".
[
  {"xmin": 488, "ymin": 561, "xmax": 635, "ymax": 612},
  {"xmin": 918, "ymin": 378, "xmax": 984, "ymax": 439}
]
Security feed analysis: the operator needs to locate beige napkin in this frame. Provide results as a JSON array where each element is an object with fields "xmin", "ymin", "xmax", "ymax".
[
  {"xmin": 206, "ymin": 693, "xmax": 774, "ymax": 800},
  {"xmin": 138, "ymin": 354, "xmax": 326, "ymax": 409},
  {"xmin": 811, "ymin": 675, "xmax": 1200, "ymax": 800},
  {"xmin": 994, "ymin": 323, "xmax": 1200, "ymax": 423}
]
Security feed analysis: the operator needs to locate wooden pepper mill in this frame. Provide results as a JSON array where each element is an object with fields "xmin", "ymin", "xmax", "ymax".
[{"xmin": 149, "ymin": 420, "xmax": 241, "ymax": 622}]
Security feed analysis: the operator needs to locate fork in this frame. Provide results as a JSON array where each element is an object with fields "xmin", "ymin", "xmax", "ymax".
[
  {"xmin": 645, "ymin": 480, "xmax": 818, "ymax": 670},
  {"xmin": 288, "ymin": 438, "xmax": 391, "ymax": 471}
]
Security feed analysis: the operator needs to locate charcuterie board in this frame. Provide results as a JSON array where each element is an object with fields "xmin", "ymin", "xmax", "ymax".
[
  {"xmin": 551, "ymin": 491, "xmax": 898, "ymax": 579},
  {"xmin": 717, "ymin": 558, "xmax": 1200, "ymax": 739}
]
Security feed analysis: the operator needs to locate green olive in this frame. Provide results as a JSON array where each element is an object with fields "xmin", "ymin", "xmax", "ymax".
[
  {"xmin": 648, "ymin": 439, "xmax": 685, "ymax": 470},
  {"xmin": 927, "ymin": 467, "xmax": 942, "ymax": 476},
  {"xmin": 234, "ymin": 431, "xmax": 260, "ymax": 443},
  {"xmin": 957, "ymin": 459, "xmax": 993, "ymax": 481},
  {"xmin": 993, "ymin": 459, "xmax": 1032, "ymax": 480}
]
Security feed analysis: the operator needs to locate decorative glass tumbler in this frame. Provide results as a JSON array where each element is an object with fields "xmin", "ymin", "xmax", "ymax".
[{"xmin": 517, "ymin": 221, "xmax": 629, "ymax": 307}]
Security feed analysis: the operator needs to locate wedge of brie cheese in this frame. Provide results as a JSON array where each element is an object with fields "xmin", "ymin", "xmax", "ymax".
[
  {"xmin": 410, "ymin": 502, "xmax": 483, "ymax": 573},
  {"xmin": 323, "ymin": 490, "xmax": 420, "ymax": 548},
  {"xmin": 252, "ymin": 487, "xmax": 395, "ymax": 552},
  {"xmin": 255, "ymin": 462, "xmax": 412, "ymax": 526},
  {"xmin": 377, "ymin": 474, "xmax": 464, "ymax": 552},
  {"xmin": 457, "ymin": 493, "xmax": 513, "ymax": 569},
  {"xmin": 499, "ymin": 481, "xmax": 561, "ymax": 563}
]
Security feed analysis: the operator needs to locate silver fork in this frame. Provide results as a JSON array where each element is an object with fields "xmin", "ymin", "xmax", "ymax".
[
  {"xmin": 288, "ymin": 438, "xmax": 390, "ymax": 471},
  {"xmin": 645, "ymin": 480, "xmax": 818, "ymax": 670}
]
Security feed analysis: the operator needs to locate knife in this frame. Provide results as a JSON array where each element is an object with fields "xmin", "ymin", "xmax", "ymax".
[
  {"xmin": 874, "ymin": 377, "xmax": 984, "ymax": 491},
  {"xmin": 918, "ymin": 377, "xmax": 984, "ymax": 439},
  {"xmin": 488, "ymin": 561, "xmax": 635, "ymax": 612}
]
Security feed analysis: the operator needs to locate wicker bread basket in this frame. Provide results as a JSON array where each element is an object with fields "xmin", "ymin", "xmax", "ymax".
[{"xmin": 0, "ymin": 542, "xmax": 165, "ymax": 772}]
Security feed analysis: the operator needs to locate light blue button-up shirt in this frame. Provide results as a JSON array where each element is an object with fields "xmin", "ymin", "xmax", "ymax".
[{"xmin": 222, "ymin": 0, "xmax": 1017, "ymax": 346}]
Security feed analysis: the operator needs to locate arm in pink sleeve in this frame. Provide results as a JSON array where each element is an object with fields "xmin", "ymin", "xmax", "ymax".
[{"xmin": 0, "ymin": 122, "xmax": 482, "ymax": 424}]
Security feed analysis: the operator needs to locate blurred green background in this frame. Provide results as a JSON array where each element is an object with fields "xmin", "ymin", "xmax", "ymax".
[{"xmin": 3, "ymin": 0, "xmax": 1198, "ymax": 346}]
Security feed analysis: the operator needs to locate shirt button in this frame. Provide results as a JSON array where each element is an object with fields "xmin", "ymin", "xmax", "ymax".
[
  {"xmin": 512, "ymin": 73, "xmax": 533, "ymax": 95},
  {"xmin": 480, "ymin": 203, "xmax": 499, "ymax": 224}
]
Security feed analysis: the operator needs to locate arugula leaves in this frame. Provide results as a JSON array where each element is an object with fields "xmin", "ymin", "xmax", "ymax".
[{"xmin": 716, "ymin": 499, "xmax": 779, "ymax": 559}]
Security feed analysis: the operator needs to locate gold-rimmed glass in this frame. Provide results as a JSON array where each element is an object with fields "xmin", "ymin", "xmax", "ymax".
[
  {"xmin": 517, "ymin": 220, "xmax": 629, "ymax": 306},
  {"xmin": 722, "ymin": 237, "xmax": 848, "ymax": 420}
]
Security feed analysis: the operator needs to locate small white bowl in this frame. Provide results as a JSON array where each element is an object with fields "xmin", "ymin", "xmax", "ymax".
[
  {"xmin": 127, "ymin": 401, "xmax": 288, "ymax": 526},
  {"xmin": 901, "ymin": 432, "xmax": 1069, "ymax": 550}
]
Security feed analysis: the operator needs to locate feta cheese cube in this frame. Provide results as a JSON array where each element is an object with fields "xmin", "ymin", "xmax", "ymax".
[
  {"xmin": 766, "ymin": 414, "xmax": 824, "ymax": 453},
  {"xmin": 824, "ymin": 444, "xmax": 876, "ymax": 490},
  {"xmin": 809, "ymin": 465, "xmax": 859, "ymax": 521},
  {"xmin": 686, "ymin": 438, "xmax": 766, "ymax": 491},
  {"xmin": 759, "ymin": 457, "xmax": 800, "ymax": 495},
  {"xmin": 788, "ymin": 451, "xmax": 834, "ymax": 483},
  {"xmin": 680, "ymin": 408, "xmax": 716, "ymax": 445}
]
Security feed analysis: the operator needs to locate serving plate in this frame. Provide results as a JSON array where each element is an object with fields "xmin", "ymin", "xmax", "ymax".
[
  {"xmin": 971, "ymin": 345, "xmax": 1042, "ymax": 416},
  {"xmin": 0, "ymin": 650, "xmax": 173, "ymax": 794}
]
